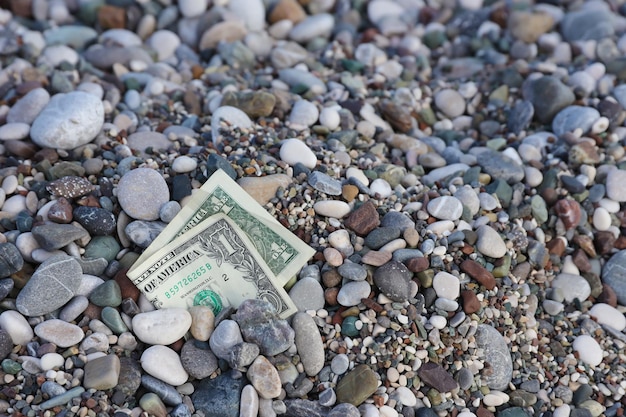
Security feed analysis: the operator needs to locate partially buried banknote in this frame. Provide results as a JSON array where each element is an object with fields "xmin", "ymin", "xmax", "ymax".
[
  {"xmin": 129, "ymin": 169, "xmax": 315, "ymax": 287},
  {"xmin": 126, "ymin": 213, "xmax": 298, "ymax": 318}
]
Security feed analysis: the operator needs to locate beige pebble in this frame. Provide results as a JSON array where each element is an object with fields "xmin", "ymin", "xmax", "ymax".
[{"xmin": 189, "ymin": 305, "xmax": 215, "ymax": 342}]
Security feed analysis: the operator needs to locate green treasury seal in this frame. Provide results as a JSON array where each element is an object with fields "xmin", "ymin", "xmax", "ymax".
[{"xmin": 194, "ymin": 289, "xmax": 223, "ymax": 315}]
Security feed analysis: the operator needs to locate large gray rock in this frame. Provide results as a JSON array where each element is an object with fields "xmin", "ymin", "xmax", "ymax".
[
  {"xmin": 475, "ymin": 324, "xmax": 513, "ymax": 390},
  {"xmin": 293, "ymin": 312, "xmax": 324, "ymax": 377},
  {"xmin": 191, "ymin": 372, "xmax": 246, "ymax": 417},
  {"xmin": 233, "ymin": 299, "xmax": 294, "ymax": 356},
  {"xmin": 475, "ymin": 149, "xmax": 525, "ymax": 185},
  {"xmin": 16, "ymin": 255, "xmax": 82, "ymax": 316},
  {"xmin": 31, "ymin": 223, "xmax": 89, "ymax": 251},
  {"xmin": 602, "ymin": 250, "xmax": 626, "ymax": 305},
  {"xmin": 30, "ymin": 91, "xmax": 104, "ymax": 149}
]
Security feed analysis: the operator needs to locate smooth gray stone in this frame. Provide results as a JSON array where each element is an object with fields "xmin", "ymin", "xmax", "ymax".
[
  {"xmin": 561, "ymin": 9, "xmax": 615, "ymax": 41},
  {"xmin": 522, "ymin": 75, "xmax": 574, "ymax": 123},
  {"xmin": 474, "ymin": 324, "xmax": 513, "ymax": 390},
  {"xmin": 602, "ymin": 249, "xmax": 626, "ymax": 305},
  {"xmin": 380, "ymin": 211, "xmax": 415, "ymax": 230},
  {"xmin": 125, "ymin": 221, "xmax": 167, "ymax": 248},
  {"xmin": 0, "ymin": 328, "xmax": 12, "ymax": 360},
  {"xmin": 16, "ymin": 255, "xmax": 82, "ymax": 316},
  {"xmin": 284, "ymin": 399, "xmax": 331, "ymax": 417},
  {"xmin": 288, "ymin": 277, "xmax": 325, "ymax": 311},
  {"xmin": 476, "ymin": 149, "xmax": 525, "ymax": 184},
  {"xmin": 373, "ymin": 261, "xmax": 411, "ymax": 302},
  {"xmin": 31, "ymin": 223, "xmax": 89, "ymax": 251},
  {"xmin": 308, "ymin": 171, "xmax": 342, "ymax": 195},
  {"xmin": 75, "ymin": 257, "xmax": 108, "ymax": 276},
  {"xmin": 0, "ymin": 277, "xmax": 15, "ymax": 300},
  {"xmin": 141, "ymin": 374, "xmax": 183, "ymax": 406},
  {"xmin": 552, "ymin": 106, "xmax": 600, "ymax": 137},
  {"xmin": 38, "ymin": 387, "xmax": 85, "ymax": 410},
  {"xmin": 181, "ymin": 340, "xmax": 218, "ymax": 379}
]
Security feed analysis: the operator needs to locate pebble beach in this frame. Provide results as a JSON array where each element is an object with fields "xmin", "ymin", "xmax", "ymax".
[{"xmin": 1, "ymin": 0, "xmax": 626, "ymax": 417}]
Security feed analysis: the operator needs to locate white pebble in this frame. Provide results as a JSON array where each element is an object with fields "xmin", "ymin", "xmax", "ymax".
[
  {"xmin": 319, "ymin": 107, "xmax": 340, "ymax": 130},
  {"xmin": 572, "ymin": 335, "xmax": 603, "ymax": 367},
  {"xmin": 280, "ymin": 138, "xmax": 317, "ymax": 169},
  {"xmin": 345, "ymin": 167, "xmax": 369, "ymax": 186},
  {"xmin": 370, "ymin": 178, "xmax": 392, "ymax": 198},
  {"xmin": 131, "ymin": 308, "xmax": 192, "ymax": 345},
  {"xmin": 429, "ymin": 315, "xmax": 447, "ymax": 329},
  {"xmin": 313, "ymin": 200, "xmax": 351, "ymax": 218},
  {"xmin": 40, "ymin": 353, "xmax": 65, "ymax": 371},
  {"xmin": 171, "ymin": 155, "xmax": 198, "ymax": 173},
  {"xmin": 589, "ymin": 303, "xmax": 626, "ymax": 331},
  {"xmin": 592, "ymin": 207, "xmax": 611, "ymax": 231},
  {"xmin": 0, "ymin": 310, "xmax": 34, "ymax": 345},
  {"xmin": 288, "ymin": 100, "xmax": 319, "ymax": 130},
  {"xmin": 141, "ymin": 345, "xmax": 189, "ymax": 386}
]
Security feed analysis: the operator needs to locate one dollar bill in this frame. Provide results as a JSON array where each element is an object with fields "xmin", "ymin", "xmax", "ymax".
[
  {"xmin": 129, "ymin": 169, "xmax": 315, "ymax": 287},
  {"xmin": 127, "ymin": 213, "xmax": 297, "ymax": 318}
]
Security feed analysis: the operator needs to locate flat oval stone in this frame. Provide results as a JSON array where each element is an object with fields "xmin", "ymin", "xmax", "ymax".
[
  {"xmin": 181, "ymin": 340, "xmax": 218, "ymax": 380},
  {"xmin": 0, "ymin": 310, "xmax": 34, "ymax": 346},
  {"xmin": 30, "ymin": 91, "xmax": 104, "ymax": 149},
  {"xmin": 337, "ymin": 281, "xmax": 371, "ymax": 307},
  {"xmin": 293, "ymin": 312, "xmax": 324, "ymax": 376},
  {"xmin": 433, "ymin": 271, "xmax": 460, "ymax": 300},
  {"xmin": 83, "ymin": 354, "xmax": 121, "ymax": 390},
  {"xmin": 427, "ymin": 196, "xmax": 463, "ymax": 220},
  {"xmin": 551, "ymin": 273, "xmax": 591, "ymax": 303},
  {"xmin": 34, "ymin": 319, "xmax": 84, "ymax": 348},
  {"xmin": 373, "ymin": 261, "xmax": 411, "ymax": 302},
  {"xmin": 475, "ymin": 324, "xmax": 513, "ymax": 390},
  {"xmin": 313, "ymin": 200, "xmax": 351, "ymax": 218},
  {"xmin": 247, "ymin": 355, "xmax": 282, "ymax": 399},
  {"xmin": 117, "ymin": 168, "xmax": 170, "ymax": 221},
  {"xmin": 589, "ymin": 303, "xmax": 626, "ymax": 331},
  {"xmin": 131, "ymin": 308, "xmax": 192, "ymax": 345},
  {"xmin": 289, "ymin": 277, "xmax": 325, "ymax": 312},
  {"xmin": 89, "ymin": 280, "xmax": 122, "ymax": 307},
  {"xmin": 141, "ymin": 345, "xmax": 189, "ymax": 386},
  {"xmin": 209, "ymin": 319, "xmax": 243, "ymax": 360},
  {"xmin": 476, "ymin": 225, "xmax": 507, "ymax": 258},
  {"xmin": 336, "ymin": 364, "xmax": 378, "ymax": 406},
  {"xmin": 572, "ymin": 335, "xmax": 603, "ymax": 367},
  {"xmin": 16, "ymin": 255, "xmax": 82, "ymax": 317}
]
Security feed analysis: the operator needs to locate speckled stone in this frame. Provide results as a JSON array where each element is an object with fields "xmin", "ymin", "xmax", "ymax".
[
  {"xmin": 117, "ymin": 168, "xmax": 170, "ymax": 221},
  {"xmin": 335, "ymin": 364, "xmax": 378, "ymax": 406},
  {"xmin": 373, "ymin": 261, "xmax": 412, "ymax": 302},
  {"xmin": 16, "ymin": 255, "xmax": 82, "ymax": 317},
  {"xmin": 293, "ymin": 312, "xmax": 324, "ymax": 376},
  {"xmin": 475, "ymin": 324, "xmax": 513, "ymax": 390}
]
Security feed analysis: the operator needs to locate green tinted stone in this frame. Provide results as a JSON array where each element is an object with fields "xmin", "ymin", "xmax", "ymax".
[
  {"xmin": 530, "ymin": 195, "xmax": 548, "ymax": 224},
  {"xmin": 492, "ymin": 255, "xmax": 511, "ymax": 278},
  {"xmin": 485, "ymin": 179, "xmax": 512, "ymax": 207},
  {"xmin": 341, "ymin": 316, "xmax": 359, "ymax": 337},
  {"xmin": 84, "ymin": 236, "xmax": 120, "ymax": 261},
  {"xmin": 90, "ymin": 280, "xmax": 122, "ymax": 307},
  {"xmin": 2, "ymin": 358, "xmax": 22, "ymax": 374},
  {"xmin": 101, "ymin": 306, "xmax": 129, "ymax": 334},
  {"xmin": 335, "ymin": 364, "xmax": 378, "ymax": 406}
]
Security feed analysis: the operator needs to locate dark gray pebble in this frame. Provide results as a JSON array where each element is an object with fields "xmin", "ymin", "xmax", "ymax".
[
  {"xmin": 191, "ymin": 371, "xmax": 245, "ymax": 417},
  {"xmin": 364, "ymin": 227, "xmax": 401, "ymax": 250},
  {"xmin": 308, "ymin": 171, "xmax": 342, "ymax": 195},
  {"xmin": 73, "ymin": 206, "xmax": 116, "ymax": 235},
  {"xmin": 181, "ymin": 340, "xmax": 219, "ymax": 379},
  {"xmin": 141, "ymin": 374, "xmax": 182, "ymax": 406}
]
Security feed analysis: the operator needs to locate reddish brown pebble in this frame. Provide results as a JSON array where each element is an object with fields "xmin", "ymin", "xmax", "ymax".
[
  {"xmin": 114, "ymin": 269, "xmax": 141, "ymax": 302},
  {"xmin": 554, "ymin": 199, "xmax": 582, "ymax": 230},
  {"xmin": 406, "ymin": 257, "xmax": 430, "ymax": 273},
  {"xmin": 361, "ymin": 250, "xmax": 392, "ymax": 266},
  {"xmin": 47, "ymin": 176, "xmax": 96, "ymax": 199},
  {"xmin": 476, "ymin": 406, "xmax": 495, "ymax": 417},
  {"xmin": 83, "ymin": 303, "xmax": 103, "ymax": 320},
  {"xmin": 98, "ymin": 5, "xmax": 126, "ymax": 29},
  {"xmin": 47, "ymin": 197, "xmax": 73, "ymax": 224},
  {"xmin": 325, "ymin": 287, "xmax": 339, "ymax": 306},
  {"xmin": 322, "ymin": 269, "xmax": 342, "ymax": 288},
  {"xmin": 268, "ymin": 0, "xmax": 307, "ymax": 24},
  {"xmin": 571, "ymin": 249, "xmax": 591, "ymax": 273},
  {"xmin": 461, "ymin": 290, "xmax": 481, "ymax": 314},
  {"xmin": 594, "ymin": 230, "xmax": 616, "ymax": 255},
  {"xmin": 344, "ymin": 201, "xmax": 380, "ymax": 236},
  {"xmin": 546, "ymin": 237, "xmax": 566, "ymax": 256},
  {"xmin": 597, "ymin": 284, "xmax": 618, "ymax": 307},
  {"xmin": 460, "ymin": 260, "xmax": 496, "ymax": 290},
  {"xmin": 615, "ymin": 235, "xmax": 626, "ymax": 250},
  {"xmin": 361, "ymin": 297, "xmax": 384, "ymax": 313}
]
